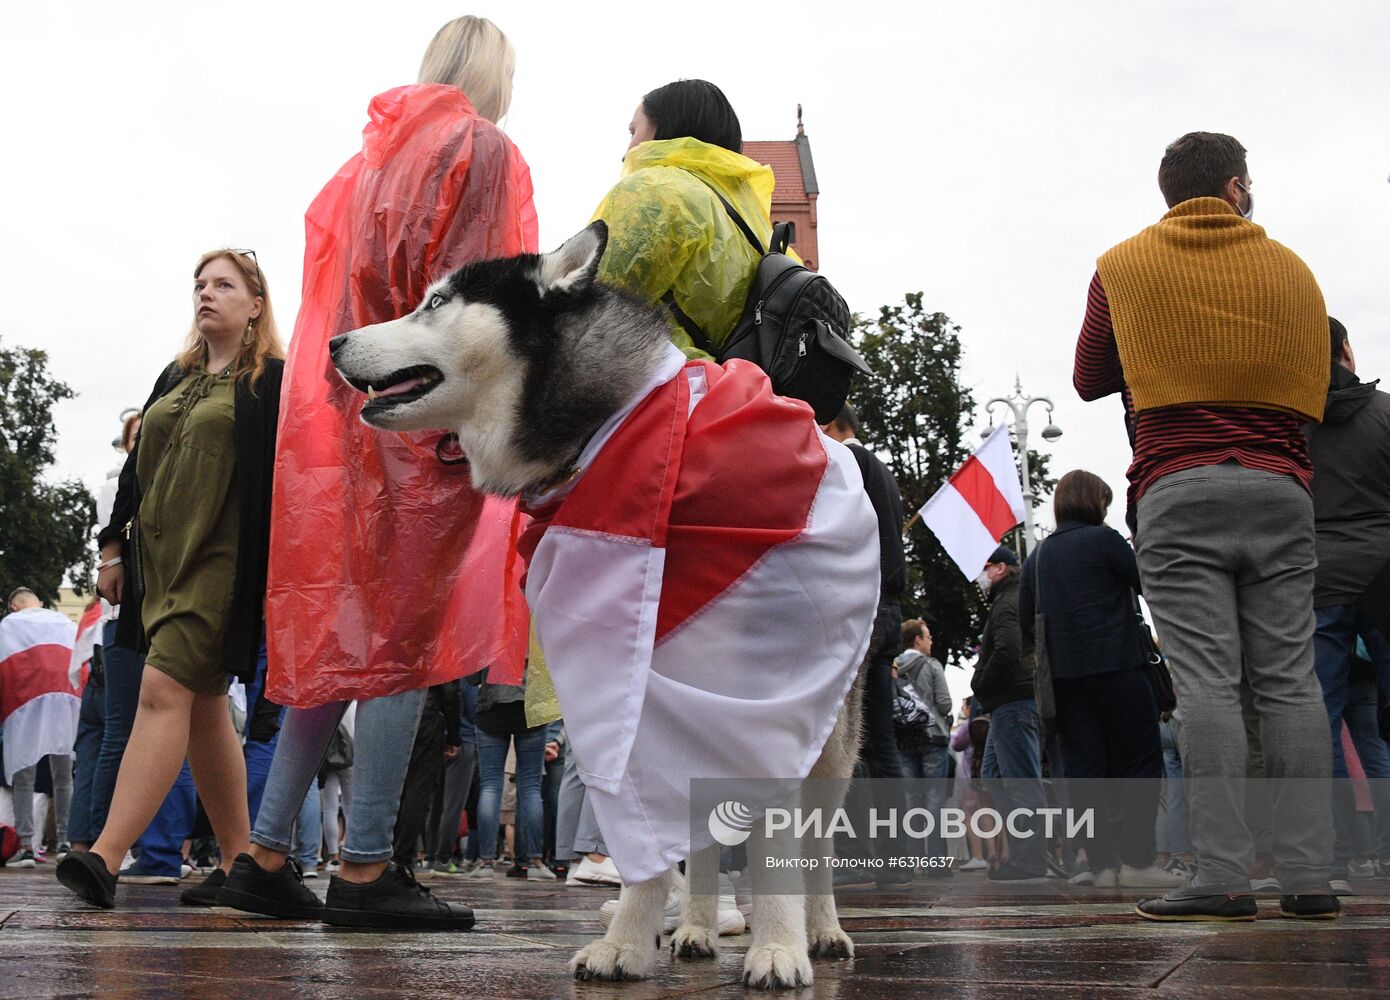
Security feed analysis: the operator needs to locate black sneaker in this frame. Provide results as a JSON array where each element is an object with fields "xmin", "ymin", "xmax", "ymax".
[
  {"xmin": 218, "ymin": 854, "xmax": 325, "ymax": 920},
  {"xmin": 505, "ymin": 862, "xmax": 528, "ymax": 879},
  {"xmin": 13, "ymin": 848, "xmax": 38, "ymax": 869},
  {"xmin": 56, "ymin": 850, "xmax": 117, "ymax": 909},
  {"xmin": 180, "ymin": 868, "xmax": 228, "ymax": 906},
  {"xmin": 322, "ymin": 862, "xmax": 475, "ymax": 930},
  {"xmin": 1279, "ymin": 894, "xmax": 1341, "ymax": 920},
  {"xmin": 1135, "ymin": 893, "xmax": 1257, "ymax": 922},
  {"xmin": 987, "ymin": 863, "xmax": 1050, "ymax": 883}
]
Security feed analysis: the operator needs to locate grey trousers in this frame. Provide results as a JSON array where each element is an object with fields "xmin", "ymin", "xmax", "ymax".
[
  {"xmin": 1136, "ymin": 463, "xmax": 1332, "ymax": 892},
  {"xmin": 12, "ymin": 755, "xmax": 73, "ymax": 846},
  {"xmin": 427, "ymin": 744, "xmax": 478, "ymax": 860},
  {"xmin": 554, "ymin": 750, "xmax": 608, "ymax": 860}
]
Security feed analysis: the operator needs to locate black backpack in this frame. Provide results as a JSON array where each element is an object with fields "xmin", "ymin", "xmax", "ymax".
[{"xmin": 664, "ymin": 182, "xmax": 871, "ymax": 423}]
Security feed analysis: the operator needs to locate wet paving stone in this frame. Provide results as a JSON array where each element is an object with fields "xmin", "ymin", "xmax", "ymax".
[{"xmin": 2, "ymin": 866, "xmax": 1388, "ymax": 997}]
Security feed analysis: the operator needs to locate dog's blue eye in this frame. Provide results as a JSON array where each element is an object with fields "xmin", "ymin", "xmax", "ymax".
[{"xmin": 427, "ymin": 293, "xmax": 446, "ymax": 311}]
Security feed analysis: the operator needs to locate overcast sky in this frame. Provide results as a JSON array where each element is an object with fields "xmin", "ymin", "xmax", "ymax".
[{"xmin": 4, "ymin": 1, "xmax": 1387, "ymax": 546}]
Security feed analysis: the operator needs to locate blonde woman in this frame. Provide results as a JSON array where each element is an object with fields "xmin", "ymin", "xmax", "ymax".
[
  {"xmin": 57, "ymin": 250, "xmax": 284, "ymax": 909},
  {"xmin": 219, "ymin": 15, "xmax": 537, "ymax": 931}
]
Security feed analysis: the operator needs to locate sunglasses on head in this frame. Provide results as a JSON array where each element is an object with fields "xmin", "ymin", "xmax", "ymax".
[{"xmin": 229, "ymin": 247, "xmax": 264, "ymax": 293}]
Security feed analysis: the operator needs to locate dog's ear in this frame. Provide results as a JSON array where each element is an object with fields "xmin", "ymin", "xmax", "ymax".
[{"xmin": 538, "ymin": 221, "xmax": 608, "ymax": 296}]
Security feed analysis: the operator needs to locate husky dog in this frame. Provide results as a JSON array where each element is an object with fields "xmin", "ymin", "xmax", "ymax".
[{"xmin": 331, "ymin": 222, "xmax": 873, "ymax": 989}]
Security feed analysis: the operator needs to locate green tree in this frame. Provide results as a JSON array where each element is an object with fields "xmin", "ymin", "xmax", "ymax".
[
  {"xmin": 850, "ymin": 293, "xmax": 982, "ymax": 667},
  {"xmin": 0, "ymin": 339, "xmax": 96, "ymax": 606}
]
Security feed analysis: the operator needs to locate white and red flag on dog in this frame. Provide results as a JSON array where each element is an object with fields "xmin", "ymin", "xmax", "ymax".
[
  {"xmin": 918, "ymin": 424, "xmax": 1027, "ymax": 579},
  {"xmin": 518, "ymin": 346, "xmax": 880, "ymax": 883},
  {"xmin": 0, "ymin": 607, "xmax": 79, "ymax": 783}
]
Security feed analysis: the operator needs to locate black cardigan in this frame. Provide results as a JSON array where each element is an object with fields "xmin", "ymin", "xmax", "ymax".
[
  {"xmin": 98, "ymin": 358, "xmax": 283, "ymax": 684},
  {"xmin": 1017, "ymin": 521, "xmax": 1145, "ymax": 682}
]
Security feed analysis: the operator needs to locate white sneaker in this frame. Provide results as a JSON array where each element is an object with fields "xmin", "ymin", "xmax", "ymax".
[
  {"xmin": 527, "ymin": 862, "xmax": 559, "ymax": 881},
  {"xmin": 600, "ymin": 873, "xmax": 685, "ymax": 932},
  {"xmin": 572, "ymin": 855, "xmax": 623, "ymax": 886},
  {"xmin": 1347, "ymin": 859, "xmax": 1376, "ymax": 879},
  {"xmin": 715, "ymin": 873, "xmax": 746, "ymax": 935},
  {"xmin": 1117, "ymin": 864, "xmax": 1184, "ymax": 888},
  {"xmin": 1330, "ymin": 878, "xmax": 1355, "ymax": 896},
  {"xmin": 302, "ymin": 867, "xmax": 320, "ymax": 879},
  {"xmin": 1092, "ymin": 868, "xmax": 1119, "ymax": 888},
  {"xmin": 959, "ymin": 857, "xmax": 988, "ymax": 872},
  {"xmin": 1250, "ymin": 876, "xmax": 1281, "ymax": 893},
  {"xmin": 465, "ymin": 861, "xmax": 497, "ymax": 881},
  {"xmin": 180, "ymin": 863, "xmax": 194, "ymax": 879},
  {"xmin": 325, "ymin": 859, "xmax": 341, "ymax": 874}
]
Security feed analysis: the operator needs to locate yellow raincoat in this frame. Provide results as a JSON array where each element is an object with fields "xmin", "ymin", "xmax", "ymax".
[{"xmin": 592, "ymin": 137, "xmax": 779, "ymax": 359}]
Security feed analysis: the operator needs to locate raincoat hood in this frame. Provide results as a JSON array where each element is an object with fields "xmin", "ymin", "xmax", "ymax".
[
  {"xmin": 621, "ymin": 138, "xmax": 775, "ymax": 219},
  {"xmin": 593, "ymin": 138, "xmax": 778, "ymax": 357},
  {"xmin": 361, "ymin": 84, "xmax": 478, "ymax": 168}
]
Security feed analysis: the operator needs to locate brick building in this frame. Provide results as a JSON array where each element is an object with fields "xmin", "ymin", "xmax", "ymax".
[{"xmin": 744, "ymin": 106, "xmax": 821, "ymax": 271}]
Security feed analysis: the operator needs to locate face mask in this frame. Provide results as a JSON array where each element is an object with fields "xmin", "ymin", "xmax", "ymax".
[
  {"xmin": 975, "ymin": 570, "xmax": 993, "ymax": 594},
  {"xmin": 1236, "ymin": 181, "xmax": 1254, "ymax": 221}
]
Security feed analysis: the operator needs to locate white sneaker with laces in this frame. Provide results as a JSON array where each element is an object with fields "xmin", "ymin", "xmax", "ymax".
[
  {"xmin": 958, "ymin": 857, "xmax": 988, "ymax": 872},
  {"xmin": 1330, "ymin": 878, "xmax": 1354, "ymax": 896},
  {"xmin": 1347, "ymin": 859, "xmax": 1375, "ymax": 879},
  {"xmin": 1117, "ymin": 863, "xmax": 1184, "ymax": 888},
  {"xmin": 527, "ymin": 862, "xmax": 558, "ymax": 881}
]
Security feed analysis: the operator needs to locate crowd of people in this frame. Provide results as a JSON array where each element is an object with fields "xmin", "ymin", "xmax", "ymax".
[{"xmin": 0, "ymin": 12, "xmax": 1386, "ymax": 944}]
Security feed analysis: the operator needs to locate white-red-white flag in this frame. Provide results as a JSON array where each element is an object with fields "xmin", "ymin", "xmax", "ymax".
[
  {"xmin": 0, "ymin": 607, "xmax": 79, "ymax": 782},
  {"xmin": 518, "ymin": 347, "xmax": 880, "ymax": 884},
  {"xmin": 919, "ymin": 424, "xmax": 1027, "ymax": 579},
  {"xmin": 68, "ymin": 600, "xmax": 104, "ymax": 689}
]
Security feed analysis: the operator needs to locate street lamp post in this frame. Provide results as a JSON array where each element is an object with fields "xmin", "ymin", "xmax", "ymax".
[{"xmin": 985, "ymin": 376, "xmax": 1062, "ymax": 557}]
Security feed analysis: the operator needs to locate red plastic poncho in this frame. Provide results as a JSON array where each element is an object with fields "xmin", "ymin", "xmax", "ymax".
[{"xmin": 266, "ymin": 84, "xmax": 538, "ymax": 707}]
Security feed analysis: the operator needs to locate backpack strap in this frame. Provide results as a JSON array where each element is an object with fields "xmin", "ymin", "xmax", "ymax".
[{"xmin": 662, "ymin": 291, "xmax": 719, "ymax": 358}]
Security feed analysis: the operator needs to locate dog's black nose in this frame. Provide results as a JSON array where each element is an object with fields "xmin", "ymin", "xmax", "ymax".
[{"xmin": 328, "ymin": 333, "xmax": 348, "ymax": 357}]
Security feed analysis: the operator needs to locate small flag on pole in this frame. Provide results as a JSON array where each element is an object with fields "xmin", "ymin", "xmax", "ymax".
[{"xmin": 918, "ymin": 425, "xmax": 1027, "ymax": 579}]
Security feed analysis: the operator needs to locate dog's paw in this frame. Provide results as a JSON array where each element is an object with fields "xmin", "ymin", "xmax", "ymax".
[
  {"xmin": 670, "ymin": 923, "xmax": 718, "ymax": 959},
  {"xmin": 570, "ymin": 938, "xmax": 656, "ymax": 982},
  {"xmin": 807, "ymin": 926, "xmax": 854, "ymax": 961},
  {"xmin": 743, "ymin": 943, "xmax": 813, "ymax": 990}
]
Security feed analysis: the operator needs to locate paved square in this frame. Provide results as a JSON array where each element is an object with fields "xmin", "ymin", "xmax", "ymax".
[{"xmin": 2, "ymin": 866, "xmax": 1387, "ymax": 998}]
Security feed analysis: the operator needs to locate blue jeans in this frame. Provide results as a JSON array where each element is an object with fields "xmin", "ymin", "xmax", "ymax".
[
  {"xmin": 1313, "ymin": 605, "xmax": 1390, "ymax": 872},
  {"xmin": 251, "ymin": 688, "xmax": 424, "ymax": 865},
  {"xmin": 68, "ymin": 667, "xmax": 106, "ymax": 844},
  {"xmin": 476, "ymin": 725, "xmax": 547, "ymax": 861},
  {"xmin": 900, "ymin": 741, "xmax": 951, "ymax": 857},
  {"xmin": 91, "ymin": 620, "xmax": 195, "ymax": 874},
  {"xmin": 1344, "ymin": 677, "xmax": 1390, "ymax": 862},
  {"xmin": 980, "ymin": 697, "xmax": 1048, "ymax": 873},
  {"xmin": 1157, "ymin": 717, "xmax": 1191, "ymax": 855}
]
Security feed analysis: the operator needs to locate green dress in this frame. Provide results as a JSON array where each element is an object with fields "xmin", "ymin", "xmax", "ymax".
[{"xmin": 135, "ymin": 367, "xmax": 239, "ymax": 694}]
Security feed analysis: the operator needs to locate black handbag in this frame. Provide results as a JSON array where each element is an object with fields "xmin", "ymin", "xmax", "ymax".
[{"xmin": 1135, "ymin": 595, "xmax": 1177, "ymax": 715}]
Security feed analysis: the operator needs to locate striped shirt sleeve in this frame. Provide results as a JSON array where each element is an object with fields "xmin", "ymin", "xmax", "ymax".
[{"xmin": 1074, "ymin": 271, "xmax": 1124, "ymax": 400}]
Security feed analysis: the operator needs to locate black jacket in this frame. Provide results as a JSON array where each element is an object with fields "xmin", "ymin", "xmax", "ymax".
[
  {"xmin": 98, "ymin": 358, "xmax": 283, "ymax": 684},
  {"xmin": 1305, "ymin": 366, "xmax": 1390, "ymax": 610},
  {"xmin": 1018, "ymin": 522, "xmax": 1145, "ymax": 681},
  {"xmin": 845, "ymin": 440, "xmax": 906, "ymax": 604},
  {"xmin": 970, "ymin": 574, "xmax": 1034, "ymax": 713}
]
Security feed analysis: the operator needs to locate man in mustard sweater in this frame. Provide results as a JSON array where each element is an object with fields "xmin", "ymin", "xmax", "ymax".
[{"xmin": 1074, "ymin": 132, "xmax": 1337, "ymax": 922}]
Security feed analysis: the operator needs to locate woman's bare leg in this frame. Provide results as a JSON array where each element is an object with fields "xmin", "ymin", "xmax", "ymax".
[
  {"xmin": 89, "ymin": 668, "xmax": 195, "ymax": 874},
  {"xmin": 187, "ymin": 691, "xmax": 251, "ymax": 874}
]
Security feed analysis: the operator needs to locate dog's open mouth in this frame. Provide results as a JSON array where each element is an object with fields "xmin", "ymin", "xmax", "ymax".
[{"xmin": 348, "ymin": 365, "xmax": 444, "ymax": 410}]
